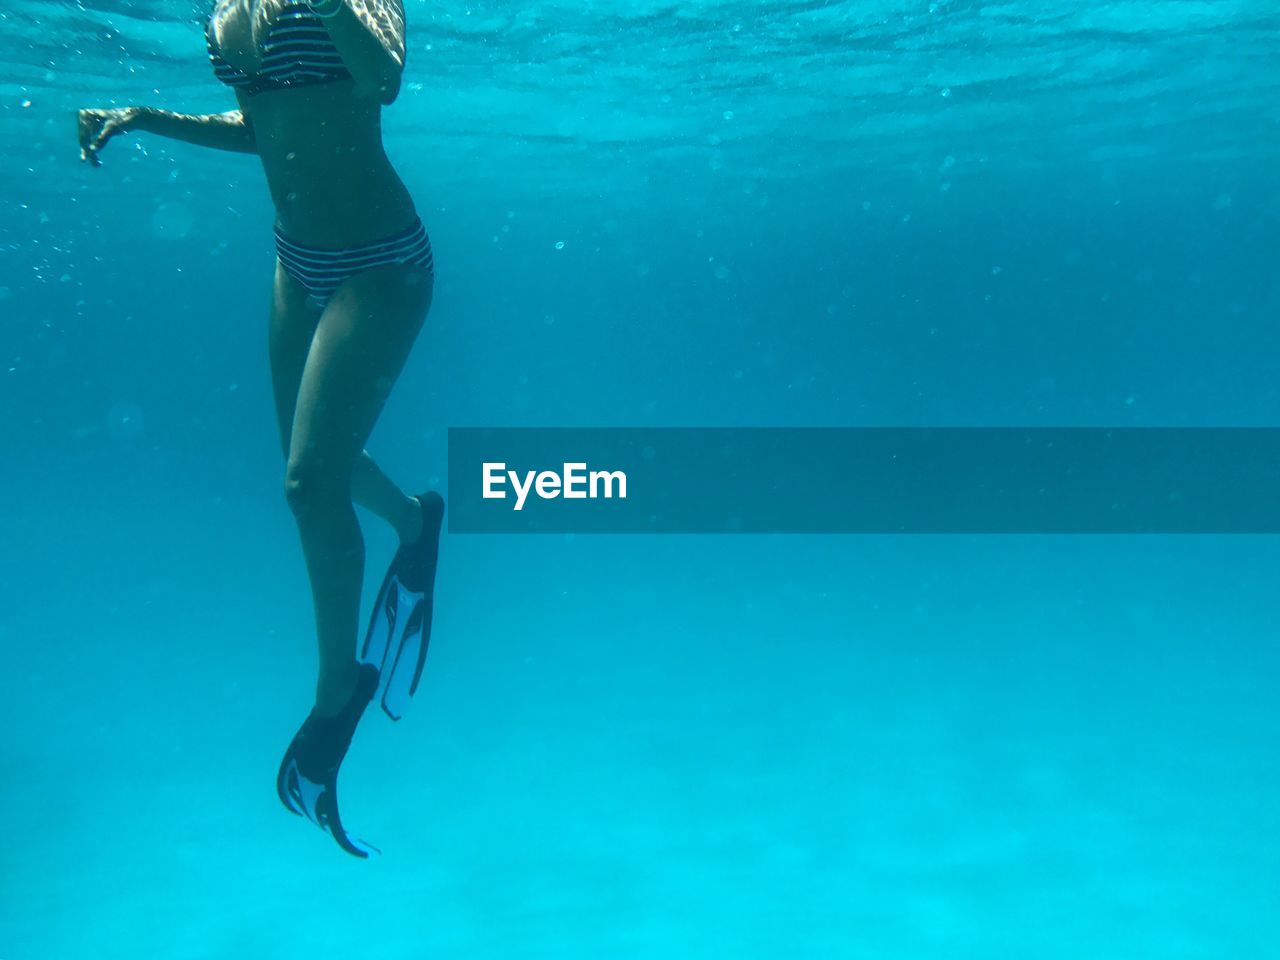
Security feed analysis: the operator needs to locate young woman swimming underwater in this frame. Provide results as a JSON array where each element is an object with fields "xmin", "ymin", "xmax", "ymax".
[{"xmin": 78, "ymin": 0, "xmax": 442, "ymax": 857}]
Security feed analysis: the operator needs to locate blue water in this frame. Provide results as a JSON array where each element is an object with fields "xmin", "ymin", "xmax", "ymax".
[{"xmin": 2, "ymin": 1, "xmax": 1279, "ymax": 956}]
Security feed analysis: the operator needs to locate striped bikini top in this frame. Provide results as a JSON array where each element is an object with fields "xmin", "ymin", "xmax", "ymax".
[{"xmin": 207, "ymin": 1, "xmax": 352, "ymax": 95}]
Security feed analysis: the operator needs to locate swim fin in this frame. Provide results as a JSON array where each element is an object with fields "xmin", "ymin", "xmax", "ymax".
[
  {"xmin": 276, "ymin": 662, "xmax": 382, "ymax": 859},
  {"xmin": 359, "ymin": 490, "xmax": 444, "ymax": 721}
]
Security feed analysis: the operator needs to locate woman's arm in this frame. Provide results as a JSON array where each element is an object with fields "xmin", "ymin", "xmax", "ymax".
[
  {"xmin": 78, "ymin": 106, "xmax": 256, "ymax": 166},
  {"xmin": 308, "ymin": 0, "xmax": 407, "ymax": 104}
]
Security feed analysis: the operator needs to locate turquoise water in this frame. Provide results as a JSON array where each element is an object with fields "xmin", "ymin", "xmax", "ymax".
[{"xmin": 3, "ymin": 1, "xmax": 1279, "ymax": 956}]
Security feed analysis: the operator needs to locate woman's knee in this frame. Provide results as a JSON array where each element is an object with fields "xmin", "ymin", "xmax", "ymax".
[{"xmin": 284, "ymin": 457, "xmax": 352, "ymax": 517}]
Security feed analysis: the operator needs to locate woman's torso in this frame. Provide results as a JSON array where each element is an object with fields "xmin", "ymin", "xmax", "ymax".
[{"xmin": 208, "ymin": 0, "xmax": 416, "ymax": 245}]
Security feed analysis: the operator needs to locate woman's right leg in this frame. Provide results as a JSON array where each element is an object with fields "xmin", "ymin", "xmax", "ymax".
[{"xmin": 269, "ymin": 264, "xmax": 421, "ymax": 542}]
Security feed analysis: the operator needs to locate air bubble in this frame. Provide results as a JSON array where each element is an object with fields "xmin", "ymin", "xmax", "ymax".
[
  {"xmin": 107, "ymin": 401, "xmax": 145, "ymax": 440},
  {"xmin": 152, "ymin": 202, "xmax": 193, "ymax": 239}
]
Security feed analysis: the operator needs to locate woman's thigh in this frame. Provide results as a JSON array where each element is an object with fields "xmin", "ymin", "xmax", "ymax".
[
  {"xmin": 268, "ymin": 262, "xmax": 323, "ymax": 458},
  {"xmin": 285, "ymin": 262, "xmax": 434, "ymax": 488}
]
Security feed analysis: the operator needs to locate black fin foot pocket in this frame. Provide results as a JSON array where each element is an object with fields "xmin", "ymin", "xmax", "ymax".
[{"xmin": 275, "ymin": 664, "xmax": 381, "ymax": 858}]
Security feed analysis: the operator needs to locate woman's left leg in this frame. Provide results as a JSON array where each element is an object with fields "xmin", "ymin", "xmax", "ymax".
[{"xmin": 284, "ymin": 262, "xmax": 433, "ymax": 716}]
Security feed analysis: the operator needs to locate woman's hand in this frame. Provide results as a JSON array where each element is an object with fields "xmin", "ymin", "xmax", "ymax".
[{"xmin": 77, "ymin": 107, "xmax": 141, "ymax": 166}]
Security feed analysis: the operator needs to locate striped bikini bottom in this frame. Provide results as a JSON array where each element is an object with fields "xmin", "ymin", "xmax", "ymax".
[{"xmin": 274, "ymin": 218, "xmax": 435, "ymax": 307}]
